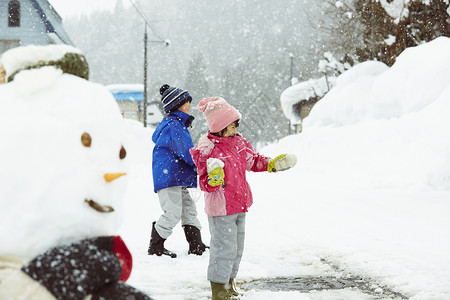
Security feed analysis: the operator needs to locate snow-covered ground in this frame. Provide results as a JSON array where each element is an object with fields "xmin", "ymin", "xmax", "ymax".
[
  {"xmin": 119, "ymin": 37, "xmax": 450, "ymax": 299},
  {"xmin": 2, "ymin": 38, "xmax": 447, "ymax": 299}
]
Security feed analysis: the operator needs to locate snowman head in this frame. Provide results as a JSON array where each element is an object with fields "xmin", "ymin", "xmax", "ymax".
[{"xmin": 0, "ymin": 45, "xmax": 130, "ymax": 258}]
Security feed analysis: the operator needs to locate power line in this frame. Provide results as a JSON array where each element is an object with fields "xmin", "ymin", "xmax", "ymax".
[{"xmin": 127, "ymin": 0, "xmax": 165, "ymax": 41}]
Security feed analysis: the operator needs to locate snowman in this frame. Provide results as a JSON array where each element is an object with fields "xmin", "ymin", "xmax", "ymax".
[{"xmin": 0, "ymin": 45, "xmax": 151, "ymax": 299}]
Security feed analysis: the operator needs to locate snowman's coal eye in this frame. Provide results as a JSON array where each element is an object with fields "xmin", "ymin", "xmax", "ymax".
[
  {"xmin": 120, "ymin": 145, "xmax": 126, "ymax": 159},
  {"xmin": 81, "ymin": 132, "xmax": 91, "ymax": 147}
]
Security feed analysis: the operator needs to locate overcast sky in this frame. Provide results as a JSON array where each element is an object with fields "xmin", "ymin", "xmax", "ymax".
[{"xmin": 49, "ymin": 0, "xmax": 127, "ymax": 19}]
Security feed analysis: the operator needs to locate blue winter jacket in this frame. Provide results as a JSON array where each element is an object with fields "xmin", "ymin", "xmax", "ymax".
[{"xmin": 152, "ymin": 110, "xmax": 197, "ymax": 192}]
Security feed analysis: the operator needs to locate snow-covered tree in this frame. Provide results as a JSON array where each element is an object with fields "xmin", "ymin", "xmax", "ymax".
[
  {"xmin": 313, "ymin": 0, "xmax": 365, "ymax": 67},
  {"xmin": 355, "ymin": 0, "xmax": 449, "ymax": 65},
  {"xmin": 316, "ymin": 0, "xmax": 449, "ymax": 67}
]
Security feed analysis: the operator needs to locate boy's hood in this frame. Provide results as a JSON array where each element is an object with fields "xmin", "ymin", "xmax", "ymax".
[{"xmin": 152, "ymin": 117, "xmax": 172, "ymax": 143}]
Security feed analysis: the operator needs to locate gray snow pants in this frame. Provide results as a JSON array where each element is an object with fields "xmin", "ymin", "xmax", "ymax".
[
  {"xmin": 207, "ymin": 213, "xmax": 246, "ymax": 284},
  {"xmin": 155, "ymin": 186, "xmax": 202, "ymax": 239}
]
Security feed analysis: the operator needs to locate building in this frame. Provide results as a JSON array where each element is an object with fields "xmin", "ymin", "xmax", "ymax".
[
  {"xmin": 0, "ymin": 0, "xmax": 73, "ymax": 55},
  {"xmin": 107, "ymin": 84, "xmax": 164, "ymax": 126},
  {"xmin": 280, "ymin": 76, "xmax": 334, "ymax": 133}
]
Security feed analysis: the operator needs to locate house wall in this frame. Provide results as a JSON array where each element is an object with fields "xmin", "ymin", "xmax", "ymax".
[
  {"xmin": 0, "ymin": 0, "xmax": 52, "ymax": 55},
  {"xmin": 293, "ymin": 97, "xmax": 320, "ymax": 133},
  {"xmin": 117, "ymin": 101, "xmax": 143, "ymax": 122}
]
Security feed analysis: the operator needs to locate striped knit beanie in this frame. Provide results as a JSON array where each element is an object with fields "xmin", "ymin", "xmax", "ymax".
[
  {"xmin": 160, "ymin": 84, "xmax": 192, "ymax": 113},
  {"xmin": 198, "ymin": 97, "xmax": 241, "ymax": 133}
]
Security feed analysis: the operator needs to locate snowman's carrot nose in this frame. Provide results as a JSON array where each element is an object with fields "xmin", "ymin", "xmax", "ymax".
[{"xmin": 104, "ymin": 173, "xmax": 127, "ymax": 182}]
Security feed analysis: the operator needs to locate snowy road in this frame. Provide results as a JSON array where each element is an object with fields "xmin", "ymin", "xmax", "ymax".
[
  {"xmin": 119, "ymin": 158, "xmax": 450, "ymax": 299},
  {"xmin": 128, "ymin": 250, "xmax": 407, "ymax": 299}
]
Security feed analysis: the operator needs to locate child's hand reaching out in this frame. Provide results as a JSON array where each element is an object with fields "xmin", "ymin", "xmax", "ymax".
[{"xmin": 268, "ymin": 154, "xmax": 297, "ymax": 172}]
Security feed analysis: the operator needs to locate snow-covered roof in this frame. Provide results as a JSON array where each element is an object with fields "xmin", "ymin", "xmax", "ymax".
[
  {"xmin": 280, "ymin": 77, "xmax": 332, "ymax": 124},
  {"xmin": 107, "ymin": 84, "xmax": 144, "ymax": 93},
  {"xmin": 107, "ymin": 84, "xmax": 144, "ymax": 102},
  {"xmin": 33, "ymin": 0, "xmax": 74, "ymax": 45}
]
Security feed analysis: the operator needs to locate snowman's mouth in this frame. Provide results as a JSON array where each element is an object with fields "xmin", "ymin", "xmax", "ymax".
[{"xmin": 85, "ymin": 199, "xmax": 114, "ymax": 213}]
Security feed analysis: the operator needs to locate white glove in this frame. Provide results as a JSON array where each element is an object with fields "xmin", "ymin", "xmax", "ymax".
[
  {"xmin": 268, "ymin": 154, "xmax": 297, "ymax": 172},
  {"xmin": 206, "ymin": 158, "xmax": 224, "ymax": 173}
]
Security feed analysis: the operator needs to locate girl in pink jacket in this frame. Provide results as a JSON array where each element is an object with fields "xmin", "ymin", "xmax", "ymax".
[{"xmin": 190, "ymin": 97, "xmax": 297, "ymax": 300}]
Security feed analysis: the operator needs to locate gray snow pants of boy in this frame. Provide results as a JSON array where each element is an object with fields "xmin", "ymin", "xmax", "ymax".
[
  {"xmin": 207, "ymin": 213, "xmax": 246, "ymax": 284},
  {"xmin": 155, "ymin": 186, "xmax": 202, "ymax": 239}
]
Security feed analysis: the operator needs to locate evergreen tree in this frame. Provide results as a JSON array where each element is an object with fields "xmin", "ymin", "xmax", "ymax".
[
  {"xmin": 63, "ymin": 0, "xmax": 339, "ymax": 143},
  {"xmin": 216, "ymin": 52, "xmax": 287, "ymax": 144},
  {"xmin": 184, "ymin": 52, "xmax": 209, "ymax": 102},
  {"xmin": 184, "ymin": 52, "xmax": 210, "ymax": 143}
]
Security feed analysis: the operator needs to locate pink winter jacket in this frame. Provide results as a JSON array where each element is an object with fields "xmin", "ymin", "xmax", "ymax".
[{"xmin": 190, "ymin": 132, "xmax": 269, "ymax": 216}]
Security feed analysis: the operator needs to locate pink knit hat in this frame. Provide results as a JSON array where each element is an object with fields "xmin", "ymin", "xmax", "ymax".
[{"xmin": 198, "ymin": 97, "xmax": 241, "ymax": 133}]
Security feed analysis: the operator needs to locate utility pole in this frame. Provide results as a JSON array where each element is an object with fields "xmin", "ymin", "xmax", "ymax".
[
  {"xmin": 289, "ymin": 52, "xmax": 294, "ymax": 86},
  {"xmin": 288, "ymin": 52, "xmax": 294, "ymax": 135},
  {"xmin": 129, "ymin": 0, "xmax": 169, "ymax": 127},
  {"xmin": 143, "ymin": 24, "xmax": 148, "ymax": 127}
]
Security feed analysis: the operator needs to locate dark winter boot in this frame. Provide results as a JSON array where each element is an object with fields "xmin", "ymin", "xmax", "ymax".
[
  {"xmin": 210, "ymin": 281, "xmax": 239, "ymax": 300},
  {"xmin": 226, "ymin": 278, "xmax": 241, "ymax": 297},
  {"xmin": 182, "ymin": 225, "xmax": 209, "ymax": 255},
  {"xmin": 148, "ymin": 222, "xmax": 176, "ymax": 258}
]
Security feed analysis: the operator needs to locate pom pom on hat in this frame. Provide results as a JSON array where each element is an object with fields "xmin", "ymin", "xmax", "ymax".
[
  {"xmin": 160, "ymin": 84, "xmax": 192, "ymax": 113},
  {"xmin": 198, "ymin": 97, "xmax": 241, "ymax": 133},
  {"xmin": 160, "ymin": 84, "xmax": 170, "ymax": 95}
]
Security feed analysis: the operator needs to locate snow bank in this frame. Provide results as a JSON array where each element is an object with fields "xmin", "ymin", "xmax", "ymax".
[
  {"xmin": 306, "ymin": 37, "xmax": 450, "ymax": 126},
  {"xmin": 266, "ymin": 37, "xmax": 450, "ymax": 191}
]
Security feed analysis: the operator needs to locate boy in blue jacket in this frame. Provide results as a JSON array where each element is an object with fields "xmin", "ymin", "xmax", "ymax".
[{"xmin": 148, "ymin": 84, "xmax": 208, "ymax": 258}]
